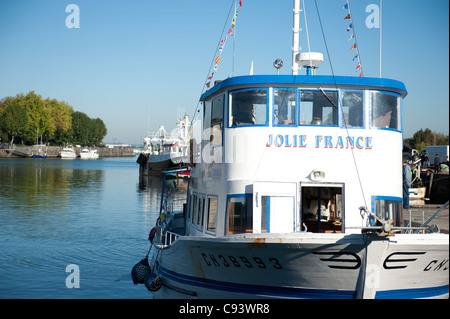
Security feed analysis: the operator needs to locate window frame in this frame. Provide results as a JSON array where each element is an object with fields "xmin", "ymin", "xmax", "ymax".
[
  {"xmin": 299, "ymin": 89, "xmax": 339, "ymax": 127},
  {"xmin": 369, "ymin": 90, "xmax": 401, "ymax": 132},
  {"xmin": 340, "ymin": 89, "xmax": 365, "ymax": 129},
  {"xmin": 225, "ymin": 194, "xmax": 253, "ymax": 235},
  {"xmin": 228, "ymin": 88, "xmax": 270, "ymax": 128},
  {"xmin": 273, "ymin": 88, "xmax": 298, "ymax": 127}
]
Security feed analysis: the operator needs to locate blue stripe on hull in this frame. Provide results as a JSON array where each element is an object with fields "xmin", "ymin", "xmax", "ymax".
[
  {"xmin": 160, "ymin": 266, "xmax": 356, "ymax": 299},
  {"xmin": 375, "ymin": 284, "xmax": 449, "ymax": 299}
]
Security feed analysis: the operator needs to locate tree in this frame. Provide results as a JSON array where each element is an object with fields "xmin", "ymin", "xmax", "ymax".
[
  {"xmin": 91, "ymin": 118, "xmax": 107, "ymax": 146},
  {"xmin": 404, "ymin": 128, "xmax": 449, "ymax": 152},
  {"xmin": 1, "ymin": 103, "xmax": 29, "ymax": 144},
  {"xmin": 45, "ymin": 99, "xmax": 74, "ymax": 144}
]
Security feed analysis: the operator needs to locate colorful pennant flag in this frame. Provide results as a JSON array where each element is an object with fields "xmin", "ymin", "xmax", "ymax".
[
  {"xmin": 343, "ymin": 3, "xmax": 348, "ymax": 9},
  {"xmin": 347, "ymin": 23, "xmax": 352, "ymax": 31},
  {"xmin": 350, "ymin": 43, "xmax": 357, "ymax": 51},
  {"xmin": 344, "ymin": 14, "xmax": 351, "ymax": 19},
  {"xmin": 240, "ymin": 0, "xmax": 243, "ymax": 7},
  {"xmin": 356, "ymin": 63, "xmax": 361, "ymax": 71}
]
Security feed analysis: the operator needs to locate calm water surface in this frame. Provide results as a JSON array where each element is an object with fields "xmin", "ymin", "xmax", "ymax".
[{"xmin": 0, "ymin": 157, "xmax": 185, "ymax": 298}]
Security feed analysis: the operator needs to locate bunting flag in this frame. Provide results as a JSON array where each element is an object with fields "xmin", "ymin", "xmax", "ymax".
[
  {"xmin": 205, "ymin": 1, "xmax": 243, "ymax": 87},
  {"xmin": 343, "ymin": 1, "xmax": 363, "ymax": 77}
]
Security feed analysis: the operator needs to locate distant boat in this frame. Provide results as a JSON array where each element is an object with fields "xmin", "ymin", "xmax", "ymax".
[
  {"xmin": 138, "ymin": 115, "xmax": 191, "ymax": 174},
  {"xmin": 80, "ymin": 148, "xmax": 99, "ymax": 159},
  {"xmin": 32, "ymin": 154, "xmax": 47, "ymax": 158},
  {"xmin": 32, "ymin": 144, "xmax": 47, "ymax": 158},
  {"xmin": 59, "ymin": 146, "xmax": 77, "ymax": 159}
]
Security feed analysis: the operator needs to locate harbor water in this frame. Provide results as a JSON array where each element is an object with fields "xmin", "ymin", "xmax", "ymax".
[{"xmin": 0, "ymin": 157, "xmax": 184, "ymax": 298}]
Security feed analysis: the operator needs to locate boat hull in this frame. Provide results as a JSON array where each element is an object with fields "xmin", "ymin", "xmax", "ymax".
[{"xmin": 153, "ymin": 233, "xmax": 449, "ymax": 299}]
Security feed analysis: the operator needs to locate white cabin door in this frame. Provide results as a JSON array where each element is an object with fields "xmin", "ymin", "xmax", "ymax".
[{"xmin": 253, "ymin": 182, "xmax": 297, "ymax": 233}]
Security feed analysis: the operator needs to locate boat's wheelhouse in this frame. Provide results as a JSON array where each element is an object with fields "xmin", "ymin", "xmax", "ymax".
[{"xmin": 186, "ymin": 75, "xmax": 407, "ymax": 237}]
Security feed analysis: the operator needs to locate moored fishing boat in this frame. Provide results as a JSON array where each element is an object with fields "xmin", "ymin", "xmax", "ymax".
[
  {"xmin": 133, "ymin": 1, "xmax": 449, "ymax": 299},
  {"xmin": 137, "ymin": 115, "xmax": 191, "ymax": 175}
]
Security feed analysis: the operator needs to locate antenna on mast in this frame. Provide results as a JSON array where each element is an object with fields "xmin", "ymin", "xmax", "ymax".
[{"xmin": 292, "ymin": 0, "xmax": 301, "ymax": 75}]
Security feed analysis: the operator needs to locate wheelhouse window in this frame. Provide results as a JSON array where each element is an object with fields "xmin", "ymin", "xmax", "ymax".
[
  {"xmin": 300, "ymin": 90, "xmax": 338, "ymax": 126},
  {"xmin": 371, "ymin": 91, "xmax": 400, "ymax": 130},
  {"xmin": 274, "ymin": 89, "xmax": 297, "ymax": 126},
  {"xmin": 226, "ymin": 195, "xmax": 253, "ymax": 235},
  {"xmin": 341, "ymin": 91, "xmax": 364, "ymax": 127},
  {"xmin": 230, "ymin": 89, "xmax": 267, "ymax": 127}
]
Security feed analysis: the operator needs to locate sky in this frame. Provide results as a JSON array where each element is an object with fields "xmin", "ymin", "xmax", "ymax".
[{"xmin": 0, "ymin": 0, "xmax": 448, "ymax": 145}]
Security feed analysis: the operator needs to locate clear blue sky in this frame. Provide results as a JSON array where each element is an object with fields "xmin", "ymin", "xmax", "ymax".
[{"xmin": 0, "ymin": 0, "xmax": 448, "ymax": 144}]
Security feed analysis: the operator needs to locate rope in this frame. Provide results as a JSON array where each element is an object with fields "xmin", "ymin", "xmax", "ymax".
[
  {"xmin": 314, "ymin": 0, "xmax": 368, "ymax": 210},
  {"xmin": 189, "ymin": 0, "xmax": 237, "ymax": 134}
]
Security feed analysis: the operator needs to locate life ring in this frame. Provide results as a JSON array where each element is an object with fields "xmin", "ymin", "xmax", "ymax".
[{"xmin": 148, "ymin": 227, "xmax": 157, "ymax": 243}]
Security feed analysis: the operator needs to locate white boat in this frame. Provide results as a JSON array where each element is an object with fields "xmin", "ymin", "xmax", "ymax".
[
  {"xmin": 80, "ymin": 148, "xmax": 99, "ymax": 159},
  {"xmin": 133, "ymin": 1, "xmax": 449, "ymax": 299},
  {"xmin": 59, "ymin": 146, "xmax": 77, "ymax": 159},
  {"xmin": 137, "ymin": 115, "xmax": 191, "ymax": 174}
]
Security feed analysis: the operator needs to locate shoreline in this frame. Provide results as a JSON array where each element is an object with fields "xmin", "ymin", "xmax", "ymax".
[{"xmin": 0, "ymin": 145, "xmax": 135, "ymax": 158}]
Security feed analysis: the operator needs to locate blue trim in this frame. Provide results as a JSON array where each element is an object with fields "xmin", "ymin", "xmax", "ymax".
[
  {"xmin": 375, "ymin": 284, "xmax": 449, "ymax": 299},
  {"xmin": 371, "ymin": 196, "xmax": 402, "ymax": 213},
  {"xmin": 160, "ymin": 266, "xmax": 356, "ymax": 299},
  {"xmin": 200, "ymin": 75, "xmax": 407, "ymax": 101}
]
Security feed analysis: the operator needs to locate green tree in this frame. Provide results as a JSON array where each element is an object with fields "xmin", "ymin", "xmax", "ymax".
[
  {"xmin": 45, "ymin": 99, "xmax": 74, "ymax": 144},
  {"xmin": 404, "ymin": 128, "xmax": 449, "ymax": 152},
  {"xmin": 72, "ymin": 111, "xmax": 92, "ymax": 146},
  {"xmin": 91, "ymin": 118, "xmax": 107, "ymax": 146},
  {"xmin": 1, "ymin": 103, "xmax": 29, "ymax": 144}
]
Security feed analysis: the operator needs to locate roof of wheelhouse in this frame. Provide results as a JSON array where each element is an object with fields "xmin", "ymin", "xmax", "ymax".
[{"xmin": 200, "ymin": 75, "xmax": 407, "ymax": 101}]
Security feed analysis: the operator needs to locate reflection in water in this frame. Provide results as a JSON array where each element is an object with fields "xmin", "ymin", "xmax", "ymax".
[
  {"xmin": 0, "ymin": 157, "xmax": 181, "ymax": 298},
  {"xmin": 0, "ymin": 160, "xmax": 104, "ymax": 241}
]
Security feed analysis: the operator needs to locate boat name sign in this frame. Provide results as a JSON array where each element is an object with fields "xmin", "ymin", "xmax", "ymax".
[{"xmin": 266, "ymin": 134, "xmax": 373, "ymax": 150}]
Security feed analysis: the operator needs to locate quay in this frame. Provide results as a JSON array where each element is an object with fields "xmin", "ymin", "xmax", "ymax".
[
  {"xmin": 406, "ymin": 204, "xmax": 449, "ymax": 234},
  {"xmin": 0, "ymin": 145, "xmax": 135, "ymax": 158}
]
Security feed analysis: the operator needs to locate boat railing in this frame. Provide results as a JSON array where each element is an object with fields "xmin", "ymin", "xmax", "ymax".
[
  {"xmin": 360, "ymin": 201, "xmax": 449, "ymax": 235},
  {"xmin": 162, "ymin": 230, "xmax": 181, "ymax": 247}
]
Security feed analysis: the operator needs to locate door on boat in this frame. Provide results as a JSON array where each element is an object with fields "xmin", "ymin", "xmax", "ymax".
[
  {"xmin": 253, "ymin": 182, "xmax": 297, "ymax": 233},
  {"xmin": 300, "ymin": 184, "xmax": 344, "ymax": 233}
]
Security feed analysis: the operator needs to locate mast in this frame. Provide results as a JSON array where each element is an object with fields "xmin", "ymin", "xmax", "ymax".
[{"xmin": 292, "ymin": 0, "xmax": 300, "ymax": 75}]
